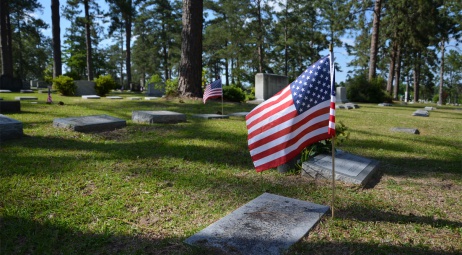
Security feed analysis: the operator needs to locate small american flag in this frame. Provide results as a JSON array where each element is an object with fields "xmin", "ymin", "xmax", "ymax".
[
  {"xmin": 203, "ymin": 79, "xmax": 222, "ymax": 104},
  {"xmin": 47, "ymin": 86, "xmax": 53, "ymax": 103},
  {"xmin": 246, "ymin": 55, "xmax": 336, "ymax": 172}
]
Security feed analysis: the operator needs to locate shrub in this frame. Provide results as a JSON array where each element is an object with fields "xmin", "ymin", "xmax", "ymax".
[
  {"xmin": 165, "ymin": 78, "xmax": 178, "ymax": 97},
  {"xmin": 246, "ymin": 87, "xmax": 256, "ymax": 101},
  {"xmin": 223, "ymin": 85, "xmax": 246, "ymax": 102},
  {"xmin": 53, "ymin": 75, "xmax": 76, "ymax": 96},
  {"xmin": 346, "ymin": 74, "xmax": 389, "ymax": 103},
  {"xmin": 94, "ymin": 75, "xmax": 117, "ymax": 96}
]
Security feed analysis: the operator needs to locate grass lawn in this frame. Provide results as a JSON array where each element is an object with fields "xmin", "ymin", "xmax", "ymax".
[{"xmin": 1, "ymin": 92, "xmax": 461, "ymax": 255}]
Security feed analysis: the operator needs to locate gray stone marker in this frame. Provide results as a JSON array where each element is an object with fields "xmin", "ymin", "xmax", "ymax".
[
  {"xmin": 336, "ymin": 87, "xmax": 348, "ymax": 103},
  {"xmin": 75, "ymin": 80, "xmax": 96, "ymax": 96},
  {"xmin": 53, "ymin": 114, "xmax": 126, "ymax": 132},
  {"xmin": 144, "ymin": 97, "xmax": 159, "ymax": 100},
  {"xmin": 255, "ymin": 73, "xmax": 288, "ymax": 101},
  {"xmin": 82, "ymin": 95, "xmax": 100, "ymax": 99},
  {"xmin": 378, "ymin": 103, "xmax": 392, "ymax": 106},
  {"xmin": 192, "ymin": 114, "xmax": 229, "ymax": 119},
  {"xmin": 185, "ymin": 193, "xmax": 329, "ymax": 255},
  {"xmin": 345, "ymin": 103, "xmax": 359, "ymax": 109},
  {"xmin": 0, "ymin": 90, "xmax": 12, "ymax": 93},
  {"xmin": 391, "ymin": 127, "xmax": 420, "ymax": 134},
  {"xmin": 228, "ymin": 112, "xmax": 249, "ymax": 117},
  {"xmin": 302, "ymin": 150, "xmax": 379, "ymax": 186},
  {"xmin": 0, "ymin": 101, "xmax": 21, "ymax": 113},
  {"xmin": 0, "ymin": 114, "xmax": 23, "ymax": 141},
  {"xmin": 132, "ymin": 111, "xmax": 186, "ymax": 124},
  {"xmin": 128, "ymin": 97, "xmax": 142, "ymax": 100},
  {"xmin": 20, "ymin": 89, "xmax": 34, "ymax": 93},
  {"xmin": 106, "ymin": 96, "xmax": 123, "ymax": 99},
  {"xmin": 412, "ymin": 109, "xmax": 429, "ymax": 117},
  {"xmin": 146, "ymin": 83, "xmax": 165, "ymax": 97},
  {"xmin": 424, "ymin": 106, "xmax": 436, "ymax": 111},
  {"xmin": 15, "ymin": 96, "xmax": 38, "ymax": 101}
]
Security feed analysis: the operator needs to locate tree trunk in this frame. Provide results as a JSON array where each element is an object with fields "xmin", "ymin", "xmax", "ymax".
[
  {"xmin": 256, "ymin": 0, "xmax": 263, "ymax": 73},
  {"xmin": 0, "ymin": 0, "xmax": 13, "ymax": 76},
  {"xmin": 51, "ymin": 0, "xmax": 62, "ymax": 78},
  {"xmin": 368, "ymin": 0, "xmax": 382, "ymax": 81},
  {"xmin": 393, "ymin": 44, "xmax": 401, "ymax": 100},
  {"xmin": 178, "ymin": 0, "xmax": 203, "ymax": 98},
  {"xmin": 438, "ymin": 41, "xmax": 444, "ymax": 105},
  {"xmin": 84, "ymin": 0, "xmax": 93, "ymax": 81},
  {"xmin": 386, "ymin": 40, "xmax": 397, "ymax": 95},
  {"xmin": 125, "ymin": 14, "xmax": 132, "ymax": 89},
  {"xmin": 413, "ymin": 53, "xmax": 421, "ymax": 102}
]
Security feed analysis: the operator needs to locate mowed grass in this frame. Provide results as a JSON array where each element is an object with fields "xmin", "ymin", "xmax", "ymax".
[{"xmin": 0, "ymin": 92, "xmax": 461, "ymax": 255}]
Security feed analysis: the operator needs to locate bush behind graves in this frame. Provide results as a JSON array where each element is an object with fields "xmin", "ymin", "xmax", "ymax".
[
  {"xmin": 94, "ymin": 75, "xmax": 117, "ymax": 96},
  {"xmin": 52, "ymin": 75, "xmax": 76, "ymax": 96},
  {"xmin": 223, "ymin": 85, "xmax": 246, "ymax": 102},
  {"xmin": 346, "ymin": 75, "xmax": 391, "ymax": 103},
  {"xmin": 165, "ymin": 78, "xmax": 179, "ymax": 97}
]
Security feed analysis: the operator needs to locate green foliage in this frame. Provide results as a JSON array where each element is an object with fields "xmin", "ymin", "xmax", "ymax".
[
  {"xmin": 165, "ymin": 78, "xmax": 179, "ymax": 97},
  {"xmin": 223, "ymin": 85, "xmax": 246, "ymax": 102},
  {"xmin": 52, "ymin": 75, "xmax": 76, "ymax": 96},
  {"xmin": 346, "ymin": 75, "xmax": 391, "ymax": 103},
  {"xmin": 148, "ymin": 74, "xmax": 164, "ymax": 91},
  {"xmin": 94, "ymin": 75, "xmax": 117, "ymax": 96},
  {"xmin": 246, "ymin": 87, "xmax": 256, "ymax": 101}
]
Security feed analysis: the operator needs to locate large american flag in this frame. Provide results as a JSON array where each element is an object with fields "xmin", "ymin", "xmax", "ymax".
[
  {"xmin": 246, "ymin": 56, "xmax": 336, "ymax": 172},
  {"xmin": 203, "ymin": 79, "xmax": 222, "ymax": 104}
]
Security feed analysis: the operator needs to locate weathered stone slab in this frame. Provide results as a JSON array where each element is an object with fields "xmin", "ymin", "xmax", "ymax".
[
  {"xmin": 20, "ymin": 89, "xmax": 34, "ymax": 93},
  {"xmin": 0, "ymin": 90, "xmax": 12, "ymax": 93},
  {"xmin": 424, "ymin": 106, "xmax": 436, "ymax": 111},
  {"xmin": 0, "ymin": 101, "xmax": 21, "ymax": 113},
  {"xmin": 192, "ymin": 114, "xmax": 229, "ymax": 119},
  {"xmin": 144, "ymin": 97, "xmax": 159, "ymax": 100},
  {"xmin": 391, "ymin": 127, "xmax": 420, "ymax": 134},
  {"xmin": 132, "ymin": 111, "xmax": 186, "ymax": 124},
  {"xmin": 378, "ymin": 103, "xmax": 392, "ymax": 106},
  {"xmin": 15, "ymin": 96, "xmax": 38, "ymax": 101},
  {"xmin": 53, "ymin": 115, "xmax": 126, "ymax": 132},
  {"xmin": 229, "ymin": 112, "xmax": 249, "ymax": 117},
  {"xmin": 412, "ymin": 109, "xmax": 429, "ymax": 117},
  {"xmin": 106, "ymin": 96, "xmax": 123, "ymax": 99},
  {"xmin": 345, "ymin": 103, "xmax": 359, "ymax": 109},
  {"xmin": 336, "ymin": 104, "xmax": 346, "ymax": 109},
  {"xmin": 185, "ymin": 193, "xmax": 329, "ymax": 255},
  {"xmin": 0, "ymin": 114, "xmax": 23, "ymax": 141},
  {"xmin": 81, "ymin": 95, "xmax": 100, "ymax": 99},
  {"xmin": 302, "ymin": 150, "xmax": 379, "ymax": 186},
  {"xmin": 128, "ymin": 97, "xmax": 142, "ymax": 100},
  {"xmin": 255, "ymin": 73, "xmax": 289, "ymax": 101},
  {"xmin": 146, "ymin": 83, "xmax": 165, "ymax": 97}
]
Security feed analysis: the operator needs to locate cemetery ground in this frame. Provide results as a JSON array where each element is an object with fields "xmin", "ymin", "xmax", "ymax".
[{"xmin": 0, "ymin": 92, "xmax": 461, "ymax": 255}]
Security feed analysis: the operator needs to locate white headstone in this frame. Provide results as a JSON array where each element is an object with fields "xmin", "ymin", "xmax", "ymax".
[{"xmin": 255, "ymin": 73, "xmax": 288, "ymax": 100}]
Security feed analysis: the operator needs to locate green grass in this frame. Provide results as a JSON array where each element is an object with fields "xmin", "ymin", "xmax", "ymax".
[{"xmin": 1, "ymin": 92, "xmax": 461, "ymax": 254}]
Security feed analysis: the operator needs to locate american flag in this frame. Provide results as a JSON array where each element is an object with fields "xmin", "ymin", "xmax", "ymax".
[
  {"xmin": 246, "ymin": 55, "xmax": 336, "ymax": 172},
  {"xmin": 203, "ymin": 79, "xmax": 222, "ymax": 104}
]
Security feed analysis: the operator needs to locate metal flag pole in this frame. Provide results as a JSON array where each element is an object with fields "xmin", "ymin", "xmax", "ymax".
[{"xmin": 329, "ymin": 44, "xmax": 336, "ymax": 219}]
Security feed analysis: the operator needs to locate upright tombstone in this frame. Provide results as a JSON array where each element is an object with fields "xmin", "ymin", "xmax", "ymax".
[
  {"xmin": 146, "ymin": 83, "xmax": 165, "ymax": 97},
  {"xmin": 255, "ymin": 73, "xmax": 288, "ymax": 101},
  {"xmin": 336, "ymin": 87, "xmax": 348, "ymax": 103},
  {"xmin": 0, "ymin": 101, "xmax": 21, "ymax": 113},
  {"xmin": 0, "ymin": 114, "xmax": 23, "ymax": 141},
  {"xmin": 75, "ymin": 80, "xmax": 96, "ymax": 96}
]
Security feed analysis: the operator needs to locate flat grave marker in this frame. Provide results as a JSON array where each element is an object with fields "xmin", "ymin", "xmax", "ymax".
[
  {"xmin": 128, "ymin": 97, "xmax": 142, "ymax": 100},
  {"xmin": 15, "ymin": 96, "xmax": 38, "ymax": 101},
  {"xmin": 228, "ymin": 112, "xmax": 249, "ymax": 117},
  {"xmin": 106, "ymin": 96, "xmax": 123, "ymax": 99},
  {"xmin": 20, "ymin": 89, "xmax": 34, "ymax": 93},
  {"xmin": 424, "ymin": 106, "xmax": 436, "ymax": 111},
  {"xmin": 192, "ymin": 114, "xmax": 229, "ymax": 119},
  {"xmin": 0, "ymin": 90, "xmax": 12, "ymax": 93},
  {"xmin": 144, "ymin": 97, "xmax": 159, "ymax": 100},
  {"xmin": 302, "ymin": 150, "xmax": 379, "ymax": 186},
  {"xmin": 391, "ymin": 127, "xmax": 420, "ymax": 134},
  {"xmin": 82, "ymin": 95, "xmax": 100, "ymax": 99},
  {"xmin": 0, "ymin": 114, "xmax": 23, "ymax": 141},
  {"xmin": 53, "ymin": 114, "xmax": 126, "ymax": 133},
  {"xmin": 412, "ymin": 109, "xmax": 429, "ymax": 117},
  {"xmin": 185, "ymin": 193, "xmax": 329, "ymax": 255},
  {"xmin": 378, "ymin": 103, "xmax": 392, "ymax": 107},
  {"xmin": 132, "ymin": 111, "xmax": 186, "ymax": 124}
]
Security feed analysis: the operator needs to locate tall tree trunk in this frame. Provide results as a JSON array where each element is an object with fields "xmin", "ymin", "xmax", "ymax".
[
  {"xmin": 178, "ymin": 0, "xmax": 203, "ymax": 98},
  {"xmin": 393, "ymin": 44, "xmax": 401, "ymax": 100},
  {"xmin": 386, "ymin": 40, "xmax": 397, "ymax": 95},
  {"xmin": 256, "ymin": 0, "xmax": 263, "ymax": 73},
  {"xmin": 368, "ymin": 0, "xmax": 382, "ymax": 81},
  {"xmin": 438, "ymin": 41, "xmax": 444, "ymax": 105},
  {"xmin": 0, "ymin": 0, "xmax": 13, "ymax": 76},
  {"xmin": 413, "ymin": 53, "xmax": 421, "ymax": 102},
  {"xmin": 84, "ymin": 0, "xmax": 93, "ymax": 81},
  {"xmin": 51, "ymin": 0, "xmax": 62, "ymax": 78},
  {"xmin": 125, "ymin": 14, "xmax": 132, "ymax": 89}
]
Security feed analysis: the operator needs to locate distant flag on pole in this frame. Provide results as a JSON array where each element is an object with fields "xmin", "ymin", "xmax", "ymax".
[
  {"xmin": 203, "ymin": 79, "xmax": 222, "ymax": 104},
  {"xmin": 245, "ymin": 55, "xmax": 336, "ymax": 172},
  {"xmin": 47, "ymin": 86, "xmax": 53, "ymax": 104}
]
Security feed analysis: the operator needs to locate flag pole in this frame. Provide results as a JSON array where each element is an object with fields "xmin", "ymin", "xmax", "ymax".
[{"xmin": 329, "ymin": 44, "xmax": 336, "ymax": 219}]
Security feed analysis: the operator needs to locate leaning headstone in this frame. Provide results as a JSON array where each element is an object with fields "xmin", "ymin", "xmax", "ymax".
[
  {"xmin": 185, "ymin": 193, "xmax": 329, "ymax": 255},
  {"xmin": 53, "ymin": 115, "xmax": 126, "ymax": 132},
  {"xmin": 75, "ymin": 80, "xmax": 96, "ymax": 96},
  {"xmin": 390, "ymin": 127, "xmax": 420, "ymax": 134},
  {"xmin": 15, "ymin": 96, "xmax": 38, "ymax": 101},
  {"xmin": 191, "ymin": 114, "xmax": 229, "ymax": 119},
  {"xmin": 0, "ymin": 101, "xmax": 21, "ymax": 113},
  {"xmin": 0, "ymin": 114, "xmax": 23, "ymax": 141},
  {"xmin": 412, "ymin": 109, "xmax": 429, "ymax": 117},
  {"xmin": 81, "ymin": 95, "xmax": 100, "ymax": 99},
  {"xmin": 255, "ymin": 73, "xmax": 288, "ymax": 101},
  {"xmin": 302, "ymin": 150, "xmax": 379, "ymax": 186},
  {"xmin": 132, "ymin": 111, "xmax": 186, "ymax": 124},
  {"xmin": 336, "ymin": 87, "xmax": 348, "ymax": 103}
]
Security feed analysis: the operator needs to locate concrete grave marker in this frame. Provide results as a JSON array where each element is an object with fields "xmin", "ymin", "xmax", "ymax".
[
  {"xmin": 391, "ymin": 127, "xmax": 420, "ymax": 134},
  {"xmin": 128, "ymin": 97, "xmax": 142, "ymax": 100},
  {"xmin": 53, "ymin": 115, "xmax": 126, "ymax": 132},
  {"xmin": 144, "ymin": 97, "xmax": 159, "ymax": 100},
  {"xmin": 15, "ymin": 96, "xmax": 38, "ymax": 101},
  {"xmin": 20, "ymin": 89, "xmax": 34, "ymax": 93},
  {"xmin": 255, "ymin": 73, "xmax": 288, "ymax": 101},
  {"xmin": 228, "ymin": 112, "xmax": 249, "ymax": 117},
  {"xmin": 106, "ymin": 96, "xmax": 123, "ymax": 99},
  {"xmin": 81, "ymin": 95, "xmax": 100, "ymax": 99},
  {"xmin": 412, "ymin": 109, "xmax": 429, "ymax": 117},
  {"xmin": 185, "ymin": 193, "xmax": 329, "ymax": 255},
  {"xmin": 132, "ymin": 111, "xmax": 186, "ymax": 124},
  {"xmin": 0, "ymin": 90, "xmax": 12, "ymax": 93},
  {"xmin": 0, "ymin": 101, "xmax": 20, "ymax": 113},
  {"xmin": 345, "ymin": 103, "xmax": 359, "ymax": 109},
  {"xmin": 336, "ymin": 87, "xmax": 348, "ymax": 103},
  {"xmin": 378, "ymin": 103, "xmax": 392, "ymax": 106},
  {"xmin": 424, "ymin": 106, "xmax": 436, "ymax": 111},
  {"xmin": 192, "ymin": 114, "xmax": 229, "ymax": 119},
  {"xmin": 0, "ymin": 114, "xmax": 23, "ymax": 141},
  {"xmin": 75, "ymin": 80, "xmax": 96, "ymax": 96},
  {"xmin": 302, "ymin": 150, "xmax": 379, "ymax": 185}
]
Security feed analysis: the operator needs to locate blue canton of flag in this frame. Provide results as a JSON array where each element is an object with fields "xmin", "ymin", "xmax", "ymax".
[{"xmin": 290, "ymin": 56, "xmax": 331, "ymax": 114}]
